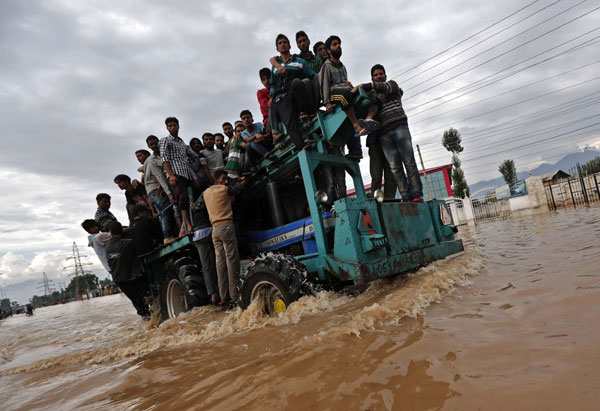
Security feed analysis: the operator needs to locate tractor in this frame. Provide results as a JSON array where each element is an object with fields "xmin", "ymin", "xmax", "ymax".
[{"xmin": 142, "ymin": 89, "xmax": 463, "ymax": 320}]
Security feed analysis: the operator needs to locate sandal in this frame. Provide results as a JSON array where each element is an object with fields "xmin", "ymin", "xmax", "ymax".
[{"xmin": 358, "ymin": 118, "xmax": 381, "ymax": 132}]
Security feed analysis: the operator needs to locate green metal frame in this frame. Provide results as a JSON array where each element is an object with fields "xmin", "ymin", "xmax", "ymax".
[{"xmin": 142, "ymin": 88, "xmax": 464, "ymax": 292}]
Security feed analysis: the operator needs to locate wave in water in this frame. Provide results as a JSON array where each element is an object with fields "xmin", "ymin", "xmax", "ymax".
[{"xmin": 1, "ymin": 250, "xmax": 484, "ymax": 375}]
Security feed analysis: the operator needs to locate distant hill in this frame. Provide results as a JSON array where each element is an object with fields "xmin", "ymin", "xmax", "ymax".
[
  {"xmin": 1, "ymin": 279, "xmax": 47, "ymax": 305},
  {"xmin": 469, "ymin": 148, "xmax": 600, "ymax": 194}
]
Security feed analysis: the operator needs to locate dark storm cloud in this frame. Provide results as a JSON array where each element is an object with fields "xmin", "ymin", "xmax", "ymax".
[{"xmin": 1, "ymin": 0, "xmax": 599, "ymax": 284}]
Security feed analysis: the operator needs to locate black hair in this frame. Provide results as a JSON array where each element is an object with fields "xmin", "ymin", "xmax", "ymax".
[
  {"xmin": 371, "ymin": 64, "xmax": 386, "ymax": 77},
  {"xmin": 135, "ymin": 149, "xmax": 150, "ymax": 157},
  {"xmin": 213, "ymin": 169, "xmax": 228, "ymax": 180},
  {"xmin": 325, "ymin": 35, "xmax": 341, "ymax": 50},
  {"xmin": 202, "ymin": 132, "xmax": 214, "ymax": 139},
  {"xmin": 81, "ymin": 219, "xmax": 98, "ymax": 232},
  {"xmin": 165, "ymin": 116, "xmax": 179, "ymax": 126},
  {"xmin": 275, "ymin": 33, "xmax": 289, "ymax": 47},
  {"xmin": 240, "ymin": 109, "xmax": 252, "ymax": 119},
  {"xmin": 313, "ymin": 41, "xmax": 324, "ymax": 55},
  {"xmin": 222, "ymin": 122, "xmax": 232, "ymax": 128},
  {"xmin": 96, "ymin": 193, "xmax": 111, "ymax": 202},
  {"xmin": 108, "ymin": 221, "xmax": 123, "ymax": 235},
  {"xmin": 234, "ymin": 123, "xmax": 245, "ymax": 131},
  {"xmin": 214, "ymin": 132, "xmax": 224, "ymax": 138},
  {"xmin": 146, "ymin": 135, "xmax": 158, "ymax": 143},
  {"xmin": 114, "ymin": 174, "xmax": 131, "ymax": 184},
  {"xmin": 132, "ymin": 204, "xmax": 149, "ymax": 216},
  {"xmin": 259, "ymin": 67, "xmax": 271, "ymax": 80},
  {"xmin": 189, "ymin": 137, "xmax": 203, "ymax": 149},
  {"xmin": 295, "ymin": 30, "xmax": 309, "ymax": 42}
]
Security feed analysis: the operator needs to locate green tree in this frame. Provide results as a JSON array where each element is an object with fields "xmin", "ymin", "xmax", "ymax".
[
  {"xmin": 451, "ymin": 154, "xmax": 470, "ymax": 198},
  {"xmin": 99, "ymin": 277, "xmax": 113, "ymax": 287},
  {"xmin": 442, "ymin": 127, "xmax": 464, "ymax": 154},
  {"xmin": 498, "ymin": 159, "xmax": 517, "ymax": 184},
  {"xmin": 442, "ymin": 128, "xmax": 470, "ymax": 198},
  {"xmin": 66, "ymin": 273, "xmax": 99, "ymax": 297},
  {"xmin": 582, "ymin": 156, "xmax": 600, "ymax": 174}
]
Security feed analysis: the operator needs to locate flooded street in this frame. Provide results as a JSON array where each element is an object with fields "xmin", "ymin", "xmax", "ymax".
[{"xmin": 1, "ymin": 207, "xmax": 599, "ymax": 410}]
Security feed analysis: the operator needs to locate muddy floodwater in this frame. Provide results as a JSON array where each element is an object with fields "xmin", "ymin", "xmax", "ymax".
[{"xmin": 1, "ymin": 207, "xmax": 600, "ymax": 410}]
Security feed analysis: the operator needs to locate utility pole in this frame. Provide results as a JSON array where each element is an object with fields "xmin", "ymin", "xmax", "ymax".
[
  {"xmin": 63, "ymin": 242, "xmax": 93, "ymax": 299},
  {"xmin": 416, "ymin": 144, "xmax": 433, "ymax": 201},
  {"xmin": 37, "ymin": 272, "xmax": 56, "ymax": 297}
]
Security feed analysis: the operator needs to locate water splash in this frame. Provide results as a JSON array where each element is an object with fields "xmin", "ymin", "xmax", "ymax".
[{"xmin": 1, "ymin": 250, "xmax": 483, "ymax": 375}]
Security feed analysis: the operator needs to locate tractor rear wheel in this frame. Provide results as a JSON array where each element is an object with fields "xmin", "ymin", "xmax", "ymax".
[{"xmin": 160, "ymin": 264, "xmax": 190, "ymax": 320}]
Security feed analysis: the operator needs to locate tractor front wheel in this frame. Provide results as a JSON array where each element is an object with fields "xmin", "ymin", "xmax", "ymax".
[{"xmin": 240, "ymin": 254, "xmax": 309, "ymax": 315}]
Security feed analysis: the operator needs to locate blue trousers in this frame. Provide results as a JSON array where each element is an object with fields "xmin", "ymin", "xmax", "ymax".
[
  {"xmin": 148, "ymin": 189, "xmax": 178, "ymax": 238},
  {"xmin": 378, "ymin": 124, "xmax": 423, "ymax": 199}
]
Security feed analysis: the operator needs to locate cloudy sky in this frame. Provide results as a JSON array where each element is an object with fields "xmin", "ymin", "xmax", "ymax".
[{"xmin": 1, "ymin": 0, "xmax": 599, "ymax": 294}]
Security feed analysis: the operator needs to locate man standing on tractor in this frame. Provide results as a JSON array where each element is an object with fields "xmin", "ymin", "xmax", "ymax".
[
  {"xmin": 203, "ymin": 169, "xmax": 247, "ymax": 308},
  {"xmin": 159, "ymin": 117, "xmax": 196, "ymax": 236},
  {"xmin": 354, "ymin": 64, "xmax": 424, "ymax": 202}
]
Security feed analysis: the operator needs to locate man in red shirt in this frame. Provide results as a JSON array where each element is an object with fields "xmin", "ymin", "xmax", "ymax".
[{"xmin": 257, "ymin": 68, "xmax": 271, "ymax": 130}]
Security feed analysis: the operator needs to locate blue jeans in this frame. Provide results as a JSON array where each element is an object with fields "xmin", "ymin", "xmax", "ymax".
[
  {"xmin": 368, "ymin": 140, "xmax": 397, "ymax": 198},
  {"xmin": 379, "ymin": 124, "xmax": 423, "ymax": 199},
  {"xmin": 245, "ymin": 141, "xmax": 270, "ymax": 169},
  {"xmin": 148, "ymin": 189, "xmax": 178, "ymax": 238}
]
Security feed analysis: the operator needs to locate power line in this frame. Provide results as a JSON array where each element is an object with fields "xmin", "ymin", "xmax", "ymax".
[
  {"xmin": 418, "ymin": 88, "xmax": 600, "ymax": 149},
  {"xmin": 459, "ymin": 122, "xmax": 600, "ymax": 164},
  {"xmin": 404, "ymin": 4, "xmax": 600, "ymax": 99},
  {"xmin": 401, "ymin": 0, "xmax": 583, "ymax": 89},
  {"xmin": 410, "ymin": 58, "xmax": 600, "ymax": 122},
  {"xmin": 405, "ymin": 28, "xmax": 600, "ymax": 113},
  {"xmin": 394, "ymin": 0, "xmax": 566, "ymax": 85},
  {"xmin": 387, "ymin": 0, "xmax": 543, "ymax": 81},
  {"xmin": 412, "ymin": 74, "xmax": 600, "ymax": 137},
  {"xmin": 423, "ymin": 93, "xmax": 600, "ymax": 153},
  {"xmin": 423, "ymin": 113, "xmax": 600, "ymax": 163},
  {"xmin": 463, "ymin": 133, "xmax": 600, "ymax": 176}
]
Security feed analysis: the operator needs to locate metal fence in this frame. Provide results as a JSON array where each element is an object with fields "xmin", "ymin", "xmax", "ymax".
[
  {"xmin": 445, "ymin": 197, "xmax": 467, "ymax": 225},
  {"xmin": 545, "ymin": 172, "xmax": 600, "ymax": 210},
  {"xmin": 469, "ymin": 187, "xmax": 511, "ymax": 222}
]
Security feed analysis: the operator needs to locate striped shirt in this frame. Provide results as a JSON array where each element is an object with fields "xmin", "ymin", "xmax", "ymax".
[
  {"xmin": 270, "ymin": 55, "xmax": 315, "ymax": 100},
  {"xmin": 159, "ymin": 135, "xmax": 195, "ymax": 180},
  {"xmin": 303, "ymin": 52, "xmax": 323, "ymax": 74},
  {"xmin": 224, "ymin": 140, "xmax": 244, "ymax": 178},
  {"xmin": 95, "ymin": 208, "xmax": 117, "ymax": 232},
  {"xmin": 362, "ymin": 80, "xmax": 408, "ymax": 135}
]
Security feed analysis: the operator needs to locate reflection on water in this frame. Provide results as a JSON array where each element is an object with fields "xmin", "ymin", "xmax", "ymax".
[{"xmin": 1, "ymin": 207, "xmax": 599, "ymax": 410}]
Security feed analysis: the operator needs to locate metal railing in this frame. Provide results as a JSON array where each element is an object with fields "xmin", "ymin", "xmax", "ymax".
[{"xmin": 545, "ymin": 171, "xmax": 600, "ymax": 210}]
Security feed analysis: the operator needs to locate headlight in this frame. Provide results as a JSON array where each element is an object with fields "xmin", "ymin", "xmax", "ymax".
[
  {"xmin": 374, "ymin": 189, "xmax": 385, "ymax": 203},
  {"xmin": 314, "ymin": 190, "xmax": 329, "ymax": 204}
]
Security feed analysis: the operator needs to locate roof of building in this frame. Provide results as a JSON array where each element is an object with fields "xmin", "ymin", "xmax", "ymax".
[{"xmin": 540, "ymin": 170, "xmax": 570, "ymax": 182}]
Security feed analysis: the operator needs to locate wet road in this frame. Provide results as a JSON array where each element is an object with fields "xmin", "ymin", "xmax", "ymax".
[{"xmin": 1, "ymin": 207, "xmax": 599, "ymax": 410}]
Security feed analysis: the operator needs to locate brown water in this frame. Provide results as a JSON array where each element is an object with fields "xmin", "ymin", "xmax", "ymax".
[{"xmin": 1, "ymin": 207, "xmax": 600, "ymax": 410}]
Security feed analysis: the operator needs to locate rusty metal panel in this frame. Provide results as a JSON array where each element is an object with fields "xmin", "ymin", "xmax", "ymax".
[{"xmin": 378, "ymin": 202, "xmax": 438, "ymax": 254}]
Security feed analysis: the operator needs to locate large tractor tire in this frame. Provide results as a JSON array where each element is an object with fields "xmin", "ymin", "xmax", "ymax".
[
  {"xmin": 240, "ymin": 254, "xmax": 310, "ymax": 315},
  {"xmin": 159, "ymin": 256, "xmax": 209, "ymax": 320}
]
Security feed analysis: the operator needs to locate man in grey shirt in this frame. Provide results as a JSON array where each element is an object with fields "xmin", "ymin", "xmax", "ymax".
[
  {"xmin": 141, "ymin": 135, "xmax": 178, "ymax": 242},
  {"xmin": 200, "ymin": 132, "xmax": 225, "ymax": 177}
]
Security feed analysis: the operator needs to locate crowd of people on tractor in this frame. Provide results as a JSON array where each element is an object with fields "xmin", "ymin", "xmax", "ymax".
[{"xmin": 80, "ymin": 31, "xmax": 423, "ymax": 318}]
